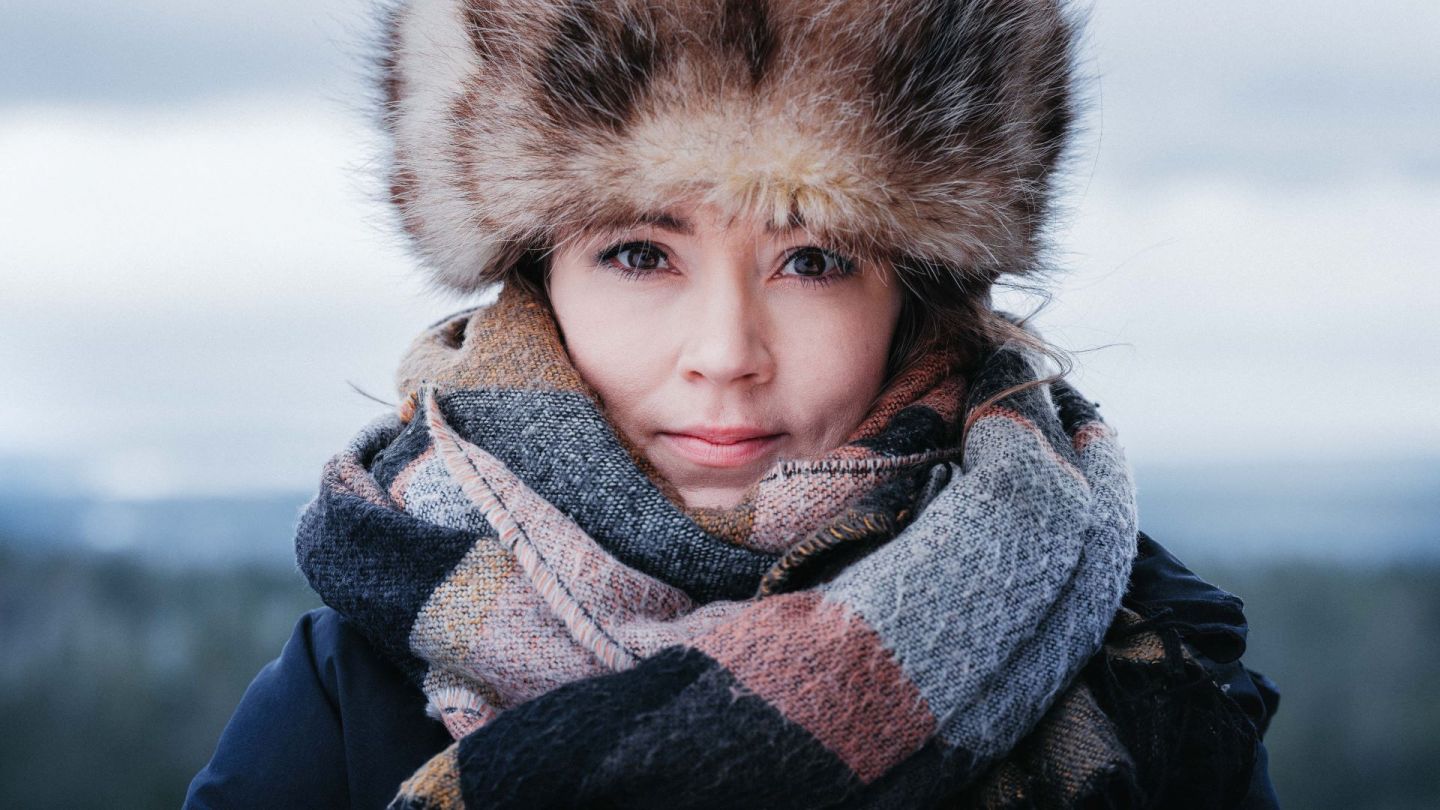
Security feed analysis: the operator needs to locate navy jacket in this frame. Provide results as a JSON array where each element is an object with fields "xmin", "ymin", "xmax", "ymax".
[{"xmin": 185, "ymin": 532, "xmax": 1280, "ymax": 809}]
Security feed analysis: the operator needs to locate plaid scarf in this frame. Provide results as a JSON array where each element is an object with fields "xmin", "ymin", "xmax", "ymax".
[{"xmin": 296, "ymin": 283, "xmax": 1141, "ymax": 809}]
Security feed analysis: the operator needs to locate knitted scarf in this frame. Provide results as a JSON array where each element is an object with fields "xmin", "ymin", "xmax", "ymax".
[{"xmin": 296, "ymin": 283, "xmax": 1140, "ymax": 809}]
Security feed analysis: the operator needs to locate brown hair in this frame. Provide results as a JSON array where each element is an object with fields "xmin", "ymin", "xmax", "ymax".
[{"xmin": 880, "ymin": 254, "xmax": 1073, "ymax": 439}]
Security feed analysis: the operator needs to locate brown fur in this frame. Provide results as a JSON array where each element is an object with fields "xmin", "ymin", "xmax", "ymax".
[{"xmin": 379, "ymin": 0, "xmax": 1081, "ymax": 292}]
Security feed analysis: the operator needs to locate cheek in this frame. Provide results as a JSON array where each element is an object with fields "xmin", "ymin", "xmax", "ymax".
[
  {"xmin": 771, "ymin": 289, "xmax": 900, "ymax": 425},
  {"xmin": 547, "ymin": 266, "xmax": 664, "ymax": 411},
  {"xmin": 567, "ymin": 322, "xmax": 649, "ymax": 402}
]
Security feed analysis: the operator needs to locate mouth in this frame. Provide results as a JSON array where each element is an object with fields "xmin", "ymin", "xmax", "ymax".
[{"xmin": 657, "ymin": 428, "xmax": 785, "ymax": 468}]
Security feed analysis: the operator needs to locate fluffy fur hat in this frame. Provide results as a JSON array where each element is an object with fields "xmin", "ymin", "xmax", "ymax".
[{"xmin": 379, "ymin": 0, "xmax": 1080, "ymax": 293}]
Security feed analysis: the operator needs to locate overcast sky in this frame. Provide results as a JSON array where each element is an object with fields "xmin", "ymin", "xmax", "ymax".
[{"xmin": 2, "ymin": 0, "xmax": 1437, "ymax": 499}]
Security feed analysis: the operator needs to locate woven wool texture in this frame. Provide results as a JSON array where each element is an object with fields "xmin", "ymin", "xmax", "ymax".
[{"xmin": 295, "ymin": 282, "xmax": 1139, "ymax": 808}]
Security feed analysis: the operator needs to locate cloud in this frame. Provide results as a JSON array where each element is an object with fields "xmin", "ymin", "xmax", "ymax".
[
  {"xmin": 1, "ymin": 0, "xmax": 371, "ymax": 106},
  {"xmin": 1003, "ymin": 171, "xmax": 1440, "ymax": 464},
  {"xmin": 1079, "ymin": 0, "xmax": 1440, "ymax": 183},
  {"xmin": 0, "ymin": 99, "xmax": 461, "ymax": 496},
  {"xmin": 0, "ymin": 98, "xmax": 429, "ymax": 309}
]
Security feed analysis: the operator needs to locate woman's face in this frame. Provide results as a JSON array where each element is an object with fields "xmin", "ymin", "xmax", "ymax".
[{"xmin": 547, "ymin": 202, "xmax": 904, "ymax": 508}]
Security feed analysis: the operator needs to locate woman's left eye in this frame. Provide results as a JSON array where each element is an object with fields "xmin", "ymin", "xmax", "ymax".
[{"xmin": 780, "ymin": 247, "xmax": 856, "ymax": 283}]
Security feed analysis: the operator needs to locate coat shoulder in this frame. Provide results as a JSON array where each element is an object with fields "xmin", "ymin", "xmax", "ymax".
[
  {"xmin": 184, "ymin": 608, "xmax": 453, "ymax": 810},
  {"xmin": 1093, "ymin": 530, "xmax": 1282, "ymax": 809}
]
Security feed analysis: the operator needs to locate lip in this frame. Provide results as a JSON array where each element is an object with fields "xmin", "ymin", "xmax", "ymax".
[{"xmin": 658, "ymin": 427, "xmax": 785, "ymax": 468}]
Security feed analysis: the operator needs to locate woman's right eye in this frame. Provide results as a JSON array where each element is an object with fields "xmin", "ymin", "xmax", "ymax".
[{"xmin": 596, "ymin": 241, "xmax": 670, "ymax": 276}]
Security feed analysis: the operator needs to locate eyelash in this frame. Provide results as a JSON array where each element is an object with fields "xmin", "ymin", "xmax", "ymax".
[{"xmin": 592, "ymin": 241, "xmax": 858, "ymax": 287}]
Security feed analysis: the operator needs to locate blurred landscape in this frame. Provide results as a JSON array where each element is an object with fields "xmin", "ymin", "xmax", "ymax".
[{"xmin": 1, "ymin": 458, "xmax": 1437, "ymax": 807}]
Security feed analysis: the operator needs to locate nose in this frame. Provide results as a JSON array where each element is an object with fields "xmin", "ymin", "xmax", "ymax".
[{"xmin": 676, "ymin": 271, "xmax": 776, "ymax": 388}]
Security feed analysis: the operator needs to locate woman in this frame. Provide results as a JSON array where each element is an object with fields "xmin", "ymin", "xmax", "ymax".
[{"xmin": 187, "ymin": 0, "xmax": 1279, "ymax": 807}]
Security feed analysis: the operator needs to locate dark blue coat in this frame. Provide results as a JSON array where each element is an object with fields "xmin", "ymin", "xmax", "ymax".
[{"xmin": 185, "ymin": 533, "xmax": 1280, "ymax": 809}]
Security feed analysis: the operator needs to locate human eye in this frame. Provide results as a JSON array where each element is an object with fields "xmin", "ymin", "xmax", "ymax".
[
  {"xmin": 778, "ymin": 246, "xmax": 858, "ymax": 286},
  {"xmin": 594, "ymin": 240, "xmax": 671, "ymax": 279}
]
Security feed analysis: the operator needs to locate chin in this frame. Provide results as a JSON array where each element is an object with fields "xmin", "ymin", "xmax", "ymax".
[
  {"xmin": 675, "ymin": 485, "xmax": 751, "ymax": 510},
  {"xmin": 662, "ymin": 460, "xmax": 767, "ymax": 508}
]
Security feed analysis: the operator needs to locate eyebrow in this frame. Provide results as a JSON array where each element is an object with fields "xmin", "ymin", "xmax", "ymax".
[
  {"xmin": 632, "ymin": 211, "xmax": 694, "ymax": 236},
  {"xmin": 624, "ymin": 210, "xmax": 805, "ymax": 237}
]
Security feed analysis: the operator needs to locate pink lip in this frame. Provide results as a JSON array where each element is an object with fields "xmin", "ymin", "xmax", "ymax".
[{"xmin": 659, "ymin": 427, "xmax": 784, "ymax": 468}]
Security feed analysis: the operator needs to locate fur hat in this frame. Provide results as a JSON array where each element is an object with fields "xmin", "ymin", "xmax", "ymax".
[{"xmin": 379, "ymin": 0, "xmax": 1081, "ymax": 293}]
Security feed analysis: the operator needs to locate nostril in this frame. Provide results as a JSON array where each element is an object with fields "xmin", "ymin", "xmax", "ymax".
[{"xmin": 438, "ymin": 316, "xmax": 469, "ymax": 350}]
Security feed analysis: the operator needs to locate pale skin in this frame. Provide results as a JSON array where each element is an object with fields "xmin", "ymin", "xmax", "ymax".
[{"xmin": 546, "ymin": 201, "xmax": 904, "ymax": 508}]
